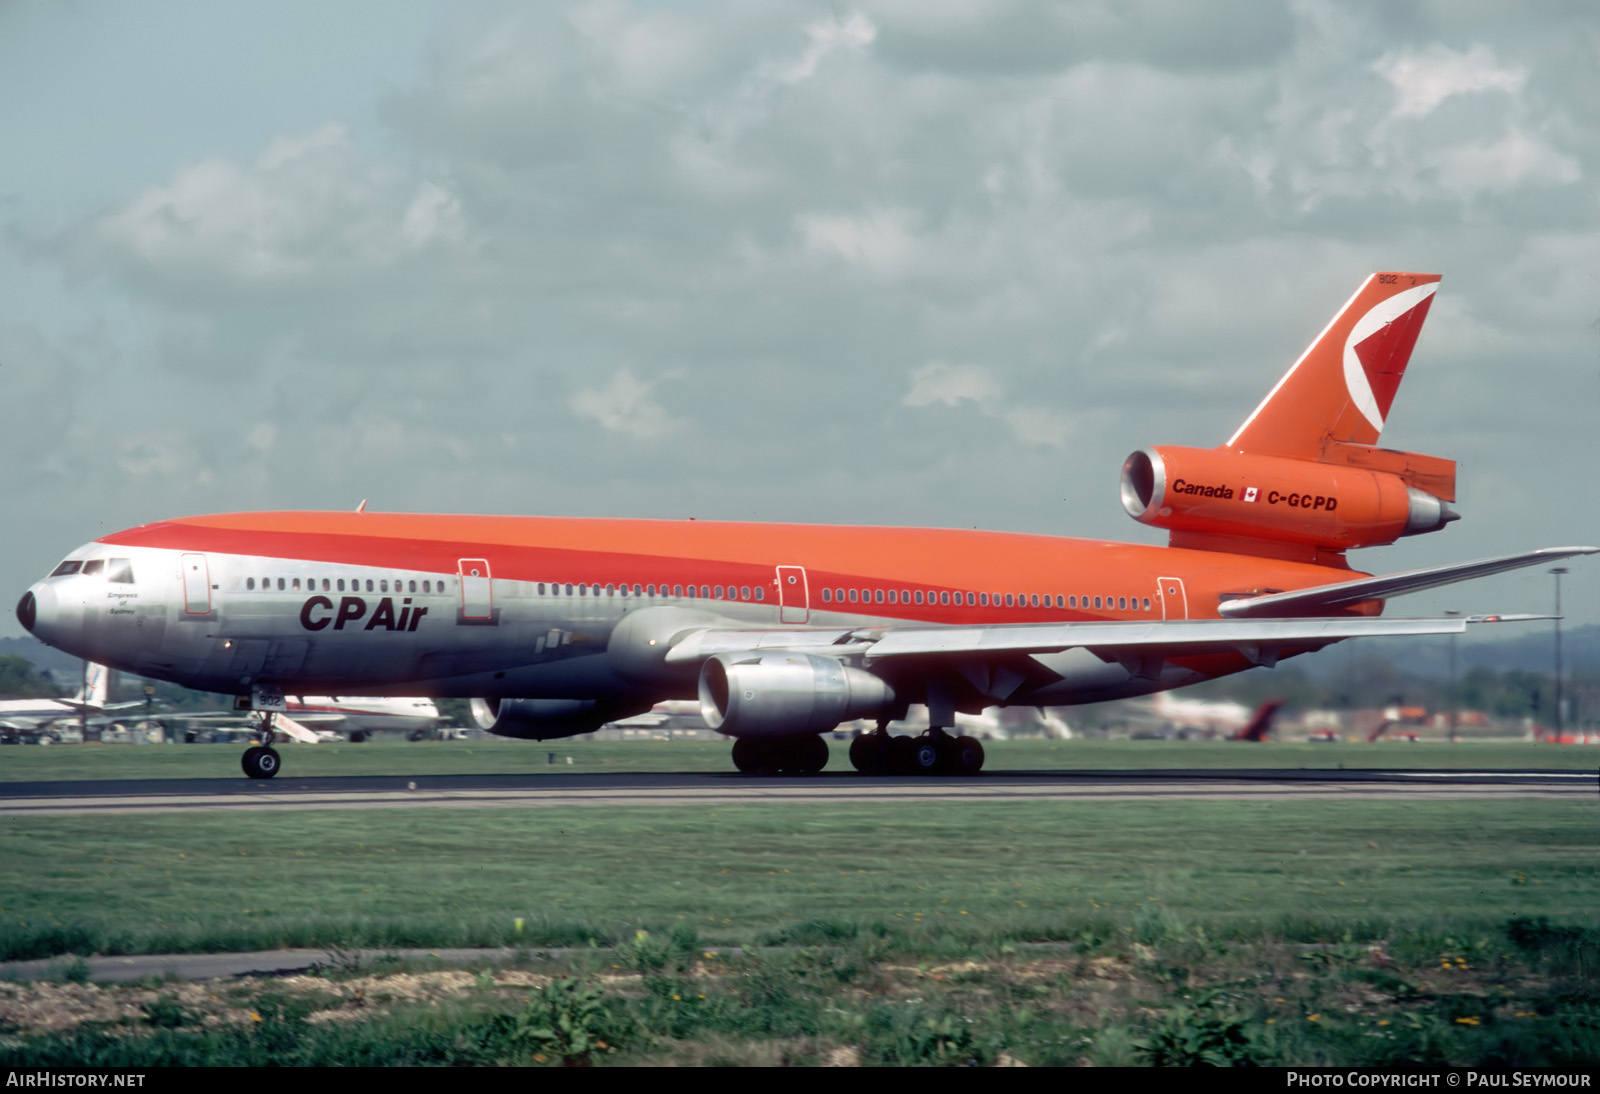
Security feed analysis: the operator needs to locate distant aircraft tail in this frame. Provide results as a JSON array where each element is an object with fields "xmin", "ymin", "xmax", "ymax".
[
  {"xmin": 65, "ymin": 662, "xmax": 110, "ymax": 711},
  {"xmin": 1227, "ymin": 273, "xmax": 1440, "ymax": 460},
  {"xmin": 1233, "ymin": 699, "xmax": 1283, "ymax": 742}
]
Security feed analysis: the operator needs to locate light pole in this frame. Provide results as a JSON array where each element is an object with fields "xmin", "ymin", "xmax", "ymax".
[
  {"xmin": 1445, "ymin": 611, "xmax": 1460, "ymax": 743},
  {"xmin": 1550, "ymin": 567, "xmax": 1569, "ymax": 739}
]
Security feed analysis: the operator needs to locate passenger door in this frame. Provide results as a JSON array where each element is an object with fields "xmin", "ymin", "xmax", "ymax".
[
  {"xmin": 180, "ymin": 554, "xmax": 212, "ymax": 615},
  {"xmin": 776, "ymin": 565, "xmax": 809, "ymax": 624},
  {"xmin": 458, "ymin": 558, "xmax": 494, "ymax": 623},
  {"xmin": 1156, "ymin": 576, "xmax": 1189, "ymax": 620}
]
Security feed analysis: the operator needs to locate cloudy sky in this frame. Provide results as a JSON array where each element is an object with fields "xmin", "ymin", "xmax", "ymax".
[{"xmin": 4, "ymin": 0, "xmax": 1598, "ymax": 637}]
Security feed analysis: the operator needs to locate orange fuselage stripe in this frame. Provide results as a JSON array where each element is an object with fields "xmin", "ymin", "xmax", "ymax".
[{"xmin": 99, "ymin": 512, "xmax": 1376, "ymax": 622}]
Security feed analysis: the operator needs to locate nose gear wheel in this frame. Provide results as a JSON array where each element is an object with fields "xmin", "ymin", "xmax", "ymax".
[
  {"xmin": 240, "ymin": 711, "xmax": 282, "ymax": 779},
  {"xmin": 241, "ymin": 745, "xmax": 280, "ymax": 779}
]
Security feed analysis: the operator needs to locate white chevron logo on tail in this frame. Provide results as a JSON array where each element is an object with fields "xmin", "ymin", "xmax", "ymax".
[{"xmin": 1343, "ymin": 282, "xmax": 1438, "ymax": 432}]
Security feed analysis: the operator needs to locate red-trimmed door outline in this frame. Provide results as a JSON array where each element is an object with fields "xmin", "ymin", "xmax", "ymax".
[
  {"xmin": 181, "ymin": 554, "xmax": 211, "ymax": 615},
  {"xmin": 776, "ymin": 565, "xmax": 809, "ymax": 624},
  {"xmin": 459, "ymin": 558, "xmax": 493, "ymax": 620},
  {"xmin": 1156, "ymin": 576, "xmax": 1188, "ymax": 620}
]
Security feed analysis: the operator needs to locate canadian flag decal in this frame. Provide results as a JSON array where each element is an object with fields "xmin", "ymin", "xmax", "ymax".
[{"xmin": 1244, "ymin": 486, "xmax": 1259, "ymax": 503}]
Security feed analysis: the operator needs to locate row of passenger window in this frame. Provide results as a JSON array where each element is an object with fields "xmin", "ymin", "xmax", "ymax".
[
  {"xmin": 241, "ymin": 573, "xmax": 1149, "ymax": 614},
  {"xmin": 246, "ymin": 576, "xmax": 451, "ymax": 595},
  {"xmin": 244, "ymin": 576, "xmax": 767, "ymax": 602},
  {"xmin": 529, "ymin": 582, "xmax": 765, "ymax": 601},
  {"xmin": 820, "ymin": 587, "xmax": 1152, "ymax": 612},
  {"xmin": 521, "ymin": 581, "xmax": 1147, "ymax": 613}
]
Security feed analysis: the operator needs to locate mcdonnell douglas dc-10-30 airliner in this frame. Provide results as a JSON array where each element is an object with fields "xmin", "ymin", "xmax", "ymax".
[{"xmin": 16, "ymin": 273, "xmax": 1596, "ymax": 779}]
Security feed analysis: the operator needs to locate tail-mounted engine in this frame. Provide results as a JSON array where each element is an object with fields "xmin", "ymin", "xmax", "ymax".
[
  {"xmin": 698, "ymin": 652, "xmax": 895, "ymax": 738},
  {"xmin": 1121, "ymin": 445, "xmax": 1458, "ymax": 551}
]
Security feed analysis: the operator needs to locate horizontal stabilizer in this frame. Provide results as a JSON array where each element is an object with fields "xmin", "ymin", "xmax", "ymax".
[
  {"xmin": 58, "ymin": 699, "xmax": 144, "ymax": 714},
  {"xmin": 1218, "ymin": 546, "xmax": 1599, "ymax": 618}
]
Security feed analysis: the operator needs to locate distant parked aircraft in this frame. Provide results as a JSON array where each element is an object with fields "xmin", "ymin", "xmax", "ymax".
[
  {"xmin": 0, "ymin": 662, "xmax": 142, "ymax": 734},
  {"xmin": 167, "ymin": 695, "xmax": 442, "ymax": 745},
  {"xmin": 1129, "ymin": 691, "xmax": 1281, "ymax": 740},
  {"xmin": 1232, "ymin": 699, "xmax": 1283, "ymax": 742}
]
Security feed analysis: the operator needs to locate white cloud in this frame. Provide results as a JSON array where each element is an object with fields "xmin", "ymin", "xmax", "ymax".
[
  {"xmin": 681, "ymin": 8, "xmax": 879, "ymax": 177},
  {"xmin": 667, "ymin": 131, "xmax": 768, "ymax": 195},
  {"xmin": 902, "ymin": 362, "xmax": 1073, "ymax": 449},
  {"xmin": 244, "ymin": 423, "xmax": 276, "ymax": 453},
  {"xmin": 570, "ymin": 367, "xmax": 682, "ymax": 441},
  {"xmin": 1434, "ymin": 127, "xmax": 1581, "ymax": 194},
  {"xmin": 0, "ymin": 327, "xmax": 86, "ymax": 471},
  {"xmin": 83, "ymin": 123, "xmax": 471, "ymax": 288},
  {"xmin": 400, "ymin": 182, "xmax": 469, "ymax": 249},
  {"xmin": 1373, "ymin": 44, "xmax": 1527, "ymax": 120},
  {"xmin": 1000, "ymin": 406, "xmax": 1075, "ymax": 449},
  {"xmin": 797, "ymin": 207, "xmax": 921, "ymax": 279},
  {"xmin": 770, "ymin": 11, "xmax": 876, "ymax": 86},
  {"xmin": 117, "ymin": 433, "xmax": 212, "ymax": 485},
  {"xmin": 903, "ymin": 361, "xmax": 1002, "ymax": 408}
]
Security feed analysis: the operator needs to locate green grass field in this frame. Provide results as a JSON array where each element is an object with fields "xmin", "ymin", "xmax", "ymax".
[
  {"xmin": 3, "ymin": 798, "xmax": 1596, "ymax": 961},
  {"xmin": 3, "ymin": 797, "xmax": 1598, "ymax": 1066},
  {"xmin": 2, "ymin": 735, "xmax": 1594, "ymax": 782}
]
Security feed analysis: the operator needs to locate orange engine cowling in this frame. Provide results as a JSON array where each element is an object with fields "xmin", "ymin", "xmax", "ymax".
[{"xmin": 1120, "ymin": 446, "xmax": 1457, "ymax": 550}]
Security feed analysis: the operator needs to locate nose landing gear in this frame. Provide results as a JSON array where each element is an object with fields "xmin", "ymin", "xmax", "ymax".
[{"xmin": 241, "ymin": 713, "xmax": 281, "ymax": 780}]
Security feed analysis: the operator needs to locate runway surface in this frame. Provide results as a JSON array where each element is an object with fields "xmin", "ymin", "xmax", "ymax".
[{"xmin": 0, "ymin": 767, "xmax": 1593, "ymax": 815}]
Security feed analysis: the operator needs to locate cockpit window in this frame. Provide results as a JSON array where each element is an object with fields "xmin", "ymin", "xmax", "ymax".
[
  {"xmin": 107, "ymin": 558, "xmax": 136, "ymax": 584},
  {"xmin": 81, "ymin": 559, "xmax": 105, "ymax": 576},
  {"xmin": 50, "ymin": 561, "xmax": 82, "ymax": 577}
]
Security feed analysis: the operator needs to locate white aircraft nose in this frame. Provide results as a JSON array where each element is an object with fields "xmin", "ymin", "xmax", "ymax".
[{"xmin": 17, "ymin": 582, "xmax": 74, "ymax": 648}]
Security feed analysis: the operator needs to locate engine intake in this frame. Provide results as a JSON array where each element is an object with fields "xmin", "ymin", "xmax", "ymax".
[
  {"xmin": 698, "ymin": 652, "xmax": 895, "ymax": 738},
  {"xmin": 1121, "ymin": 446, "xmax": 1457, "ymax": 550}
]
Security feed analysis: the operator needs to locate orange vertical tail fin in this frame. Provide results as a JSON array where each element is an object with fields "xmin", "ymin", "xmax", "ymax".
[{"xmin": 1226, "ymin": 273, "xmax": 1441, "ymax": 460}]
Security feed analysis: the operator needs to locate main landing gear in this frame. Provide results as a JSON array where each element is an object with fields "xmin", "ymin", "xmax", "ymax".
[
  {"xmin": 730, "ymin": 735, "xmax": 830, "ymax": 775},
  {"xmin": 241, "ymin": 713, "xmax": 281, "ymax": 780},
  {"xmin": 849, "ymin": 725, "xmax": 985, "ymax": 776}
]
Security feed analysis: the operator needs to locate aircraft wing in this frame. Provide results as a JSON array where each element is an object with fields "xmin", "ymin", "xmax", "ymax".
[
  {"xmin": 668, "ymin": 613, "xmax": 1530, "ymax": 670},
  {"xmin": 857, "ymin": 614, "xmax": 1513, "ymax": 663},
  {"xmin": 1217, "ymin": 546, "xmax": 1598, "ymax": 618},
  {"xmin": 47, "ymin": 698, "xmax": 147, "ymax": 714}
]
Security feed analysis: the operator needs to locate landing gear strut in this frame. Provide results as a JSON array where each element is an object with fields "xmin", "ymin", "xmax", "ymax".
[{"xmin": 241, "ymin": 713, "xmax": 281, "ymax": 780}]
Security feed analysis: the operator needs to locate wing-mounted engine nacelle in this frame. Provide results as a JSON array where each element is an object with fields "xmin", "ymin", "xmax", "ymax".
[
  {"xmin": 470, "ymin": 697, "xmax": 650, "ymax": 740},
  {"xmin": 698, "ymin": 652, "xmax": 895, "ymax": 738},
  {"xmin": 1120, "ymin": 446, "xmax": 1458, "ymax": 550}
]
